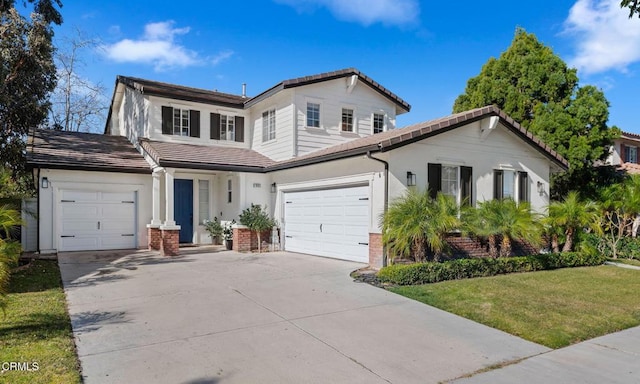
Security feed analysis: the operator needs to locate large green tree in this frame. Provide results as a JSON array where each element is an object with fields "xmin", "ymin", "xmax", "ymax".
[
  {"xmin": 622, "ymin": 0, "xmax": 640, "ymax": 18},
  {"xmin": 453, "ymin": 29, "xmax": 620, "ymax": 199},
  {"xmin": 0, "ymin": 0, "xmax": 62, "ymax": 182}
]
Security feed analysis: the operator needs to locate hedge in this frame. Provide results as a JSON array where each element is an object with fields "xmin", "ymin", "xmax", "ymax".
[{"xmin": 377, "ymin": 252, "xmax": 606, "ymax": 285}]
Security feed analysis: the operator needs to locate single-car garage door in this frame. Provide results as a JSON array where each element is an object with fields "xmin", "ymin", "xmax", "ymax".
[
  {"xmin": 59, "ymin": 189, "xmax": 136, "ymax": 252},
  {"xmin": 283, "ymin": 185, "xmax": 370, "ymax": 263}
]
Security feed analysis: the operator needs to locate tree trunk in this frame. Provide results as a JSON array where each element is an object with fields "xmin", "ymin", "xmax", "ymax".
[
  {"xmin": 633, "ymin": 215, "xmax": 640, "ymax": 238},
  {"xmin": 562, "ymin": 228, "xmax": 574, "ymax": 252},
  {"xmin": 488, "ymin": 235, "xmax": 498, "ymax": 258},
  {"xmin": 551, "ymin": 234, "xmax": 560, "ymax": 253},
  {"xmin": 257, "ymin": 231, "xmax": 261, "ymax": 253},
  {"xmin": 500, "ymin": 235, "xmax": 512, "ymax": 258}
]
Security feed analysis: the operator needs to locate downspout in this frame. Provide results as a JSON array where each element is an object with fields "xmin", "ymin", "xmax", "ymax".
[
  {"xmin": 36, "ymin": 168, "xmax": 40, "ymax": 254},
  {"xmin": 366, "ymin": 147, "xmax": 389, "ymax": 267}
]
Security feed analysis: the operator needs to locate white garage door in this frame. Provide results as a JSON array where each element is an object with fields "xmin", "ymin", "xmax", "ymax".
[
  {"xmin": 283, "ymin": 185, "xmax": 370, "ymax": 263},
  {"xmin": 59, "ymin": 189, "xmax": 136, "ymax": 252}
]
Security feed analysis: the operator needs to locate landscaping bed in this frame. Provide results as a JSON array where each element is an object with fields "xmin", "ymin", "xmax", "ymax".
[{"xmin": 0, "ymin": 260, "xmax": 81, "ymax": 384}]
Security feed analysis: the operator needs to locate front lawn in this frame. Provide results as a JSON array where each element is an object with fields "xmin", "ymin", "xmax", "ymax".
[
  {"xmin": 0, "ymin": 260, "xmax": 81, "ymax": 384},
  {"xmin": 390, "ymin": 265, "xmax": 640, "ymax": 348}
]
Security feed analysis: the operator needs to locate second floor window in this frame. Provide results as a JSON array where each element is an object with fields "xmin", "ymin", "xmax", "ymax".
[
  {"xmin": 262, "ymin": 109, "xmax": 276, "ymax": 142},
  {"xmin": 625, "ymin": 145, "xmax": 638, "ymax": 163},
  {"xmin": 373, "ymin": 113, "xmax": 385, "ymax": 134},
  {"xmin": 307, "ymin": 103, "xmax": 320, "ymax": 128},
  {"xmin": 342, "ymin": 108, "xmax": 354, "ymax": 132},
  {"xmin": 173, "ymin": 108, "xmax": 190, "ymax": 136},
  {"xmin": 220, "ymin": 115, "xmax": 235, "ymax": 141}
]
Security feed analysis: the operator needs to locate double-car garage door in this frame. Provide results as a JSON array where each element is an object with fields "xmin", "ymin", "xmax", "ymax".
[
  {"xmin": 283, "ymin": 185, "xmax": 370, "ymax": 263},
  {"xmin": 58, "ymin": 189, "xmax": 137, "ymax": 252}
]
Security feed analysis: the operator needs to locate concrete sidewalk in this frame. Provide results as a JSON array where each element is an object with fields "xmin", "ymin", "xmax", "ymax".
[
  {"xmin": 59, "ymin": 249, "xmax": 548, "ymax": 384},
  {"xmin": 453, "ymin": 326, "xmax": 640, "ymax": 383}
]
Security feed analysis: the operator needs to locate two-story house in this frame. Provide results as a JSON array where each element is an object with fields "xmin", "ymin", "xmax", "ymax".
[
  {"xmin": 28, "ymin": 68, "xmax": 567, "ymax": 268},
  {"xmin": 608, "ymin": 131, "xmax": 640, "ymax": 174}
]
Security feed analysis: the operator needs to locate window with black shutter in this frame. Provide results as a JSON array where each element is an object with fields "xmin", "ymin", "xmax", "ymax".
[
  {"xmin": 427, "ymin": 163, "xmax": 441, "ymax": 199},
  {"xmin": 493, "ymin": 170, "xmax": 504, "ymax": 200},
  {"xmin": 460, "ymin": 166, "xmax": 472, "ymax": 206},
  {"xmin": 518, "ymin": 172, "xmax": 529, "ymax": 203}
]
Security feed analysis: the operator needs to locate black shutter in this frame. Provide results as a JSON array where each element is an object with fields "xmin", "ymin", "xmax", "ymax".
[
  {"xmin": 235, "ymin": 116, "xmax": 244, "ymax": 142},
  {"xmin": 162, "ymin": 106, "xmax": 173, "ymax": 135},
  {"xmin": 427, "ymin": 163, "xmax": 441, "ymax": 199},
  {"xmin": 460, "ymin": 166, "xmax": 472, "ymax": 206},
  {"xmin": 518, "ymin": 172, "xmax": 529, "ymax": 203},
  {"xmin": 210, "ymin": 113, "xmax": 220, "ymax": 140},
  {"xmin": 493, "ymin": 170, "xmax": 503, "ymax": 200},
  {"xmin": 190, "ymin": 110, "xmax": 200, "ymax": 138}
]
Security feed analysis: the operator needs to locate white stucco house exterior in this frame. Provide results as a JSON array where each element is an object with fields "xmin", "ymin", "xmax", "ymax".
[
  {"xmin": 607, "ymin": 131, "xmax": 640, "ymax": 174},
  {"xmin": 28, "ymin": 68, "xmax": 568, "ymax": 268}
]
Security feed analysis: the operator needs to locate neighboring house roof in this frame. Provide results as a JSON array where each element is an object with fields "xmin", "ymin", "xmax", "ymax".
[
  {"xmin": 139, "ymin": 139, "xmax": 276, "ymax": 172},
  {"xmin": 271, "ymin": 105, "xmax": 569, "ymax": 171},
  {"xmin": 619, "ymin": 162, "xmax": 640, "ymax": 174},
  {"xmin": 30, "ymin": 106, "xmax": 569, "ymax": 174},
  {"xmin": 27, "ymin": 129, "xmax": 151, "ymax": 174},
  {"xmin": 621, "ymin": 131, "xmax": 640, "ymax": 141},
  {"xmin": 244, "ymin": 68, "xmax": 411, "ymax": 113}
]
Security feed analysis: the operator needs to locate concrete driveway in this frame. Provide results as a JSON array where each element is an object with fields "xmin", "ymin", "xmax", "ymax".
[{"xmin": 59, "ymin": 249, "xmax": 548, "ymax": 384}]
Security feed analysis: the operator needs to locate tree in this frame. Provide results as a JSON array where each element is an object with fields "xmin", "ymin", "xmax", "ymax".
[
  {"xmin": 238, "ymin": 204, "xmax": 275, "ymax": 253},
  {"xmin": 546, "ymin": 191, "xmax": 599, "ymax": 252},
  {"xmin": 381, "ymin": 191, "xmax": 460, "ymax": 263},
  {"xmin": 0, "ymin": 205, "xmax": 23, "ymax": 312},
  {"xmin": 622, "ymin": 0, "xmax": 640, "ymax": 18},
  {"xmin": 596, "ymin": 176, "xmax": 640, "ymax": 258},
  {"xmin": 49, "ymin": 28, "xmax": 107, "ymax": 132},
  {"xmin": 453, "ymin": 28, "xmax": 619, "ymax": 198},
  {"xmin": 0, "ymin": 0, "xmax": 62, "ymax": 181}
]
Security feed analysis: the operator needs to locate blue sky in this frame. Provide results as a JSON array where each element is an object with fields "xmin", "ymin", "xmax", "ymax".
[{"xmin": 50, "ymin": 0, "xmax": 640, "ymax": 133}]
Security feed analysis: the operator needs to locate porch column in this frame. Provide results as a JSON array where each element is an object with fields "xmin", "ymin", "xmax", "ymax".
[
  {"xmin": 164, "ymin": 168, "xmax": 176, "ymax": 226},
  {"xmin": 151, "ymin": 168, "xmax": 163, "ymax": 226}
]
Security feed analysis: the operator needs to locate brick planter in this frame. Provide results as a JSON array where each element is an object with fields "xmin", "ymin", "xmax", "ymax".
[
  {"xmin": 233, "ymin": 226, "xmax": 273, "ymax": 252},
  {"xmin": 161, "ymin": 229, "xmax": 180, "ymax": 256}
]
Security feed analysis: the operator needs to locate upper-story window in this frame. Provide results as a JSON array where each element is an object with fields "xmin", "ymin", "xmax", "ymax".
[
  {"xmin": 173, "ymin": 108, "xmax": 190, "ymax": 136},
  {"xmin": 162, "ymin": 106, "xmax": 200, "ymax": 138},
  {"xmin": 373, "ymin": 113, "xmax": 385, "ymax": 134},
  {"xmin": 341, "ymin": 108, "xmax": 354, "ymax": 132},
  {"xmin": 625, "ymin": 145, "xmax": 638, "ymax": 163},
  {"xmin": 262, "ymin": 109, "xmax": 276, "ymax": 142},
  {"xmin": 221, "ymin": 115, "xmax": 235, "ymax": 141},
  {"xmin": 306, "ymin": 102, "xmax": 320, "ymax": 128}
]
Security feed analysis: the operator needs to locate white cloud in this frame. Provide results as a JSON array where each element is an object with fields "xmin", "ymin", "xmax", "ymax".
[
  {"xmin": 564, "ymin": 0, "xmax": 640, "ymax": 74},
  {"xmin": 276, "ymin": 0, "xmax": 419, "ymax": 27},
  {"xmin": 101, "ymin": 21, "xmax": 231, "ymax": 71}
]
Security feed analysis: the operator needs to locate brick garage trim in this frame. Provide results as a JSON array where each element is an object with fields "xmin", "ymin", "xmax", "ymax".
[
  {"xmin": 232, "ymin": 226, "xmax": 273, "ymax": 252},
  {"xmin": 369, "ymin": 233, "xmax": 383, "ymax": 269}
]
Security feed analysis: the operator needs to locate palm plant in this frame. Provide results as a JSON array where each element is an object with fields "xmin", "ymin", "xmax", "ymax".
[
  {"xmin": 381, "ymin": 190, "xmax": 460, "ymax": 262},
  {"xmin": 546, "ymin": 191, "xmax": 599, "ymax": 252},
  {"xmin": 466, "ymin": 199, "xmax": 540, "ymax": 258},
  {"xmin": 0, "ymin": 205, "xmax": 23, "ymax": 312}
]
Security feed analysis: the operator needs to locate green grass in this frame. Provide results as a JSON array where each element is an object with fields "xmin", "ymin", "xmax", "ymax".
[
  {"xmin": 0, "ymin": 260, "xmax": 81, "ymax": 384},
  {"xmin": 390, "ymin": 265, "xmax": 640, "ymax": 349}
]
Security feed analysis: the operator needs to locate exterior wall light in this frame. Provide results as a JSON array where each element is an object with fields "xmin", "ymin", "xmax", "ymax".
[
  {"xmin": 406, "ymin": 172, "xmax": 416, "ymax": 187},
  {"xmin": 537, "ymin": 181, "xmax": 544, "ymax": 195},
  {"xmin": 41, "ymin": 177, "xmax": 49, "ymax": 189},
  {"xmin": 271, "ymin": 182, "xmax": 277, "ymax": 193}
]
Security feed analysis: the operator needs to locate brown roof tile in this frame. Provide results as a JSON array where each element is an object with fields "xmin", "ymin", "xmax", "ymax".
[
  {"xmin": 140, "ymin": 139, "xmax": 276, "ymax": 171},
  {"xmin": 28, "ymin": 129, "xmax": 151, "ymax": 173}
]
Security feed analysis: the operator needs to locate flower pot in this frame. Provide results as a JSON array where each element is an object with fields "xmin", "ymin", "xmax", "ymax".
[{"xmin": 225, "ymin": 239, "xmax": 233, "ymax": 250}]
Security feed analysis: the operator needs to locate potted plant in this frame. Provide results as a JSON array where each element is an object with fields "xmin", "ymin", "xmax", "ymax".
[
  {"xmin": 223, "ymin": 220, "xmax": 236, "ymax": 250},
  {"xmin": 203, "ymin": 217, "xmax": 223, "ymax": 244}
]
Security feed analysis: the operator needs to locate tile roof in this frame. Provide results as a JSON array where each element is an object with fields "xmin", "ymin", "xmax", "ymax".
[
  {"xmin": 116, "ymin": 68, "xmax": 410, "ymax": 113},
  {"xmin": 619, "ymin": 162, "xmax": 640, "ymax": 174},
  {"xmin": 271, "ymin": 105, "xmax": 569, "ymax": 170},
  {"xmin": 27, "ymin": 129, "xmax": 151, "ymax": 173},
  {"xmin": 139, "ymin": 139, "xmax": 276, "ymax": 172},
  {"xmin": 621, "ymin": 131, "xmax": 640, "ymax": 141}
]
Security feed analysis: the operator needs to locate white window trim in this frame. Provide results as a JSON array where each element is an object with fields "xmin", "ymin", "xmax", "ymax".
[
  {"xmin": 341, "ymin": 106, "xmax": 356, "ymax": 133},
  {"xmin": 305, "ymin": 100, "xmax": 323, "ymax": 129},
  {"xmin": 220, "ymin": 114, "xmax": 236, "ymax": 142},
  {"xmin": 372, "ymin": 112, "xmax": 386, "ymax": 134},
  {"xmin": 262, "ymin": 109, "xmax": 276, "ymax": 143},
  {"xmin": 173, "ymin": 107, "xmax": 190, "ymax": 136},
  {"xmin": 198, "ymin": 179, "xmax": 210, "ymax": 225},
  {"xmin": 441, "ymin": 164, "xmax": 461, "ymax": 206},
  {"xmin": 626, "ymin": 145, "xmax": 638, "ymax": 163},
  {"xmin": 227, "ymin": 178, "xmax": 233, "ymax": 204}
]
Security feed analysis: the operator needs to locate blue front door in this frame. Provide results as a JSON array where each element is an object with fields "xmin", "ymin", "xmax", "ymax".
[{"xmin": 174, "ymin": 179, "xmax": 193, "ymax": 243}]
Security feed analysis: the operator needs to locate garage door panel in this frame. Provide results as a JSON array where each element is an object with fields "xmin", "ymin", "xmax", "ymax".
[
  {"xmin": 59, "ymin": 189, "xmax": 136, "ymax": 252},
  {"xmin": 284, "ymin": 185, "xmax": 369, "ymax": 263}
]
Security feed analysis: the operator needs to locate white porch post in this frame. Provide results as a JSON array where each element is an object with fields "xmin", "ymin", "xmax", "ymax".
[
  {"xmin": 151, "ymin": 168, "xmax": 163, "ymax": 226},
  {"xmin": 164, "ymin": 168, "xmax": 176, "ymax": 226}
]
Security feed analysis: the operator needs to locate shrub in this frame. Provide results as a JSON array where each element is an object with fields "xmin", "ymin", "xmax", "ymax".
[{"xmin": 377, "ymin": 252, "xmax": 606, "ymax": 285}]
